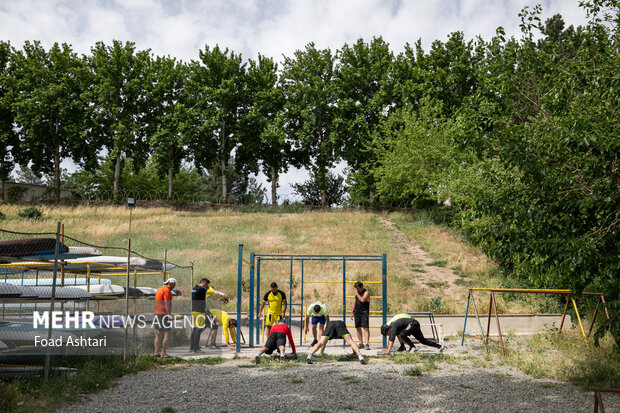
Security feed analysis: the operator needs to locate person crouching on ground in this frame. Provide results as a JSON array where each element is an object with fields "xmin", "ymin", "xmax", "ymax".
[
  {"xmin": 255, "ymin": 319, "xmax": 296, "ymax": 363},
  {"xmin": 380, "ymin": 314, "xmax": 445, "ymax": 354},
  {"xmin": 306, "ymin": 320, "xmax": 367, "ymax": 365}
]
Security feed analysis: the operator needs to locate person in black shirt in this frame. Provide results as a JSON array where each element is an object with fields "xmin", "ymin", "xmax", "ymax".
[
  {"xmin": 190, "ymin": 278, "xmax": 227, "ymax": 352},
  {"xmin": 380, "ymin": 314, "xmax": 445, "ymax": 354},
  {"xmin": 350, "ymin": 281, "xmax": 370, "ymax": 350}
]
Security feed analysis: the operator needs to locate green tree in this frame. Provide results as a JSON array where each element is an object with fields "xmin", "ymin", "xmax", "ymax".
[
  {"xmin": 0, "ymin": 41, "xmax": 18, "ymax": 201},
  {"xmin": 85, "ymin": 40, "xmax": 153, "ymax": 198},
  {"xmin": 186, "ymin": 45, "xmax": 247, "ymax": 204},
  {"xmin": 8, "ymin": 41, "xmax": 89, "ymax": 200},
  {"xmin": 335, "ymin": 37, "xmax": 393, "ymax": 206},
  {"xmin": 291, "ymin": 171, "xmax": 348, "ymax": 207},
  {"xmin": 241, "ymin": 55, "xmax": 300, "ymax": 205},
  {"xmin": 148, "ymin": 56, "xmax": 190, "ymax": 199},
  {"xmin": 282, "ymin": 43, "xmax": 339, "ymax": 207}
]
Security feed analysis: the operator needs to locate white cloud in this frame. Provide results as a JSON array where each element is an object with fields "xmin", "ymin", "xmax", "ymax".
[{"xmin": 0, "ymin": 0, "xmax": 591, "ymax": 202}]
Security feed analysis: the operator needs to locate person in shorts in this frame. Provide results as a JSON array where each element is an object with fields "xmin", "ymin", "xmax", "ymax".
[
  {"xmin": 304, "ymin": 301, "xmax": 330, "ymax": 346},
  {"xmin": 154, "ymin": 278, "xmax": 176, "ymax": 358},
  {"xmin": 255, "ymin": 320, "xmax": 296, "ymax": 363},
  {"xmin": 190, "ymin": 278, "xmax": 217, "ymax": 352},
  {"xmin": 258, "ymin": 282, "xmax": 287, "ymax": 338},
  {"xmin": 306, "ymin": 320, "xmax": 367, "ymax": 365},
  {"xmin": 350, "ymin": 281, "xmax": 370, "ymax": 350}
]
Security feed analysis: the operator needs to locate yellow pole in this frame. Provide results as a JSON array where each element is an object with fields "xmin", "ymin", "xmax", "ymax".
[
  {"xmin": 261, "ymin": 314, "xmax": 265, "ymax": 342},
  {"xmin": 571, "ymin": 298, "xmax": 587, "ymax": 338},
  {"xmin": 303, "ymin": 306, "xmax": 307, "ymax": 343}
]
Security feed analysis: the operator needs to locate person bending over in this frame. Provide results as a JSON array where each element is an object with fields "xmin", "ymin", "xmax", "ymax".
[
  {"xmin": 305, "ymin": 301, "xmax": 330, "ymax": 346},
  {"xmin": 380, "ymin": 314, "xmax": 445, "ymax": 354},
  {"xmin": 209, "ymin": 309, "xmax": 237, "ymax": 350},
  {"xmin": 306, "ymin": 320, "xmax": 367, "ymax": 365},
  {"xmin": 255, "ymin": 320, "xmax": 296, "ymax": 363}
]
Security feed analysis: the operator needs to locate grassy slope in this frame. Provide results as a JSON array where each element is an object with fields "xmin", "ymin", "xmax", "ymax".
[
  {"xmin": 0, "ymin": 205, "xmax": 562, "ymax": 315},
  {"xmin": 0, "ymin": 206, "xmax": 440, "ymax": 314}
]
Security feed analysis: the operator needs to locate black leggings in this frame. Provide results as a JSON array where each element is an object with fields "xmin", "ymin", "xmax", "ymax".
[{"xmin": 400, "ymin": 320, "xmax": 440, "ymax": 349}]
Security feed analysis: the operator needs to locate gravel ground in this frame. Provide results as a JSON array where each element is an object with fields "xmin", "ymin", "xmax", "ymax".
[{"xmin": 58, "ymin": 359, "xmax": 620, "ymax": 413}]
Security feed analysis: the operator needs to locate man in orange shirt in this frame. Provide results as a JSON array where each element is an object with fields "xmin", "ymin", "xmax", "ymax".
[{"xmin": 154, "ymin": 277, "xmax": 176, "ymax": 358}]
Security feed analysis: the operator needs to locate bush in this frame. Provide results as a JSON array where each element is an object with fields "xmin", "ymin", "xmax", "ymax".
[
  {"xmin": 18, "ymin": 207, "xmax": 43, "ymax": 220},
  {"xmin": 5, "ymin": 185, "xmax": 28, "ymax": 203},
  {"xmin": 0, "ymin": 211, "xmax": 5, "ymax": 220}
]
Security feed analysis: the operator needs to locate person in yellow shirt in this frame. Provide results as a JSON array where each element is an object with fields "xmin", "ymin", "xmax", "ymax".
[
  {"xmin": 258, "ymin": 282, "xmax": 287, "ymax": 338},
  {"xmin": 209, "ymin": 309, "xmax": 237, "ymax": 350}
]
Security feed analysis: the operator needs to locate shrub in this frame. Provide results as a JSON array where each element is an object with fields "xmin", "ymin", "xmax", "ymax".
[
  {"xmin": 0, "ymin": 211, "xmax": 5, "ymax": 220},
  {"xmin": 18, "ymin": 206, "xmax": 43, "ymax": 220},
  {"xmin": 5, "ymin": 185, "xmax": 28, "ymax": 203}
]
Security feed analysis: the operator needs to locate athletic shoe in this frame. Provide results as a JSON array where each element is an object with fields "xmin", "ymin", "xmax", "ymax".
[
  {"xmin": 359, "ymin": 357, "xmax": 368, "ymax": 365},
  {"xmin": 189, "ymin": 347, "xmax": 195, "ymax": 352},
  {"xmin": 439, "ymin": 345, "xmax": 446, "ymax": 353},
  {"xmin": 306, "ymin": 358, "xmax": 313, "ymax": 364},
  {"xmin": 208, "ymin": 344, "xmax": 218, "ymax": 349},
  {"xmin": 409, "ymin": 347, "xmax": 418, "ymax": 353},
  {"xmin": 280, "ymin": 355, "xmax": 286, "ymax": 362},
  {"xmin": 397, "ymin": 345, "xmax": 406, "ymax": 352},
  {"xmin": 365, "ymin": 344, "xmax": 370, "ymax": 350},
  {"xmin": 255, "ymin": 356, "xmax": 261, "ymax": 364},
  {"xmin": 310, "ymin": 339, "xmax": 318, "ymax": 347}
]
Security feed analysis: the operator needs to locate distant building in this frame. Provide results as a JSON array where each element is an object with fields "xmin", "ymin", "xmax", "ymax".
[{"xmin": 2, "ymin": 182, "xmax": 76, "ymax": 202}]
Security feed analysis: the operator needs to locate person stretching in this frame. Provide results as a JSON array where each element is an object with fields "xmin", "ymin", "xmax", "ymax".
[
  {"xmin": 306, "ymin": 320, "xmax": 367, "ymax": 365},
  {"xmin": 305, "ymin": 301, "xmax": 330, "ymax": 346},
  {"xmin": 380, "ymin": 314, "xmax": 445, "ymax": 354},
  {"xmin": 255, "ymin": 320, "xmax": 296, "ymax": 363}
]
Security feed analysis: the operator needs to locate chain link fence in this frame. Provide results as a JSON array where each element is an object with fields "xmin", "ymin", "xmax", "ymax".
[{"xmin": 0, "ymin": 223, "xmax": 206, "ymax": 380}]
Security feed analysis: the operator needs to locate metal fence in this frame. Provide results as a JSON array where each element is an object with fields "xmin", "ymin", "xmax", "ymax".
[{"xmin": 0, "ymin": 223, "xmax": 196, "ymax": 380}]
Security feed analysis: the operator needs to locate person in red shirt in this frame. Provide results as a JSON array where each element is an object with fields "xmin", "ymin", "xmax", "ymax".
[
  {"xmin": 255, "ymin": 320, "xmax": 296, "ymax": 363},
  {"xmin": 154, "ymin": 278, "xmax": 176, "ymax": 358}
]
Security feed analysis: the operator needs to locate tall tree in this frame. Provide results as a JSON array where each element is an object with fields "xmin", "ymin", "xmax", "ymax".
[
  {"xmin": 148, "ymin": 56, "xmax": 189, "ymax": 200},
  {"xmin": 335, "ymin": 37, "xmax": 393, "ymax": 205},
  {"xmin": 0, "ymin": 41, "xmax": 18, "ymax": 201},
  {"xmin": 85, "ymin": 40, "xmax": 152, "ymax": 198},
  {"xmin": 281, "ymin": 43, "xmax": 339, "ymax": 207},
  {"xmin": 186, "ymin": 45, "xmax": 246, "ymax": 204},
  {"xmin": 240, "ymin": 54, "xmax": 299, "ymax": 205},
  {"xmin": 8, "ymin": 41, "xmax": 89, "ymax": 199}
]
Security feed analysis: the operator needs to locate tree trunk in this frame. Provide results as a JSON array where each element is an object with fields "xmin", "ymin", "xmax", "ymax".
[
  {"xmin": 220, "ymin": 122, "xmax": 227, "ymax": 204},
  {"xmin": 54, "ymin": 144, "xmax": 61, "ymax": 201},
  {"xmin": 0, "ymin": 179, "xmax": 4, "ymax": 203},
  {"xmin": 270, "ymin": 164, "xmax": 278, "ymax": 206},
  {"xmin": 168, "ymin": 165, "xmax": 174, "ymax": 200},
  {"xmin": 369, "ymin": 188, "xmax": 375, "ymax": 207},
  {"xmin": 113, "ymin": 154, "xmax": 121, "ymax": 197},
  {"xmin": 321, "ymin": 189, "xmax": 326, "ymax": 208},
  {"xmin": 220, "ymin": 157, "xmax": 227, "ymax": 204}
]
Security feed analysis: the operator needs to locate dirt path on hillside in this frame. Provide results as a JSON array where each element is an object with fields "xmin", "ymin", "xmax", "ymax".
[{"xmin": 378, "ymin": 217, "xmax": 463, "ymax": 301}]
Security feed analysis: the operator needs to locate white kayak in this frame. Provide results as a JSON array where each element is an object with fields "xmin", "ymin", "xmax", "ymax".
[
  {"xmin": 73, "ymin": 284, "xmax": 125, "ymax": 297},
  {"xmin": 27, "ymin": 286, "xmax": 92, "ymax": 300},
  {"xmin": 3, "ymin": 278, "xmax": 112, "ymax": 286},
  {"xmin": 0, "ymin": 283, "xmax": 22, "ymax": 298},
  {"xmin": 135, "ymin": 287, "xmax": 157, "ymax": 296}
]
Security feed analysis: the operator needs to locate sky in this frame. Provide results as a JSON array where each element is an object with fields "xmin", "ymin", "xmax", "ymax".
[{"xmin": 0, "ymin": 0, "xmax": 590, "ymax": 202}]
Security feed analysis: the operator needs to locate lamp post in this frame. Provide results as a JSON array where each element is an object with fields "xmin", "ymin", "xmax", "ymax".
[{"xmin": 124, "ymin": 197, "xmax": 135, "ymax": 361}]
